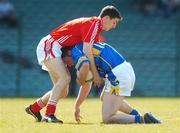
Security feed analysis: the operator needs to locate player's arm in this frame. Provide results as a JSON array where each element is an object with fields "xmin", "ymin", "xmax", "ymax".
[
  {"xmin": 81, "ymin": 19, "xmax": 102, "ymax": 87},
  {"xmin": 70, "ymin": 45, "xmax": 91, "ymax": 85},
  {"xmin": 83, "ymin": 42, "xmax": 102, "ymax": 87},
  {"xmin": 76, "ymin": 61, "xmax": 90, "ymax": 85},
  {"xmin": 74, "ymin": 82, "xmax": 92, "ymax": 122}
]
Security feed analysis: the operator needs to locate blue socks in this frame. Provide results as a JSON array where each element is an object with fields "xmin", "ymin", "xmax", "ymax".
[
  {"xmin": 130, "ymin": 109, "xmax": 140, "ymax": 116},
  {"xmin": 130, "ymin": 109, "xmax": 142, "ymax": 123},
  {"xmin": 135, "ymin": 115, "xmax": 141, "ymax": 123}
]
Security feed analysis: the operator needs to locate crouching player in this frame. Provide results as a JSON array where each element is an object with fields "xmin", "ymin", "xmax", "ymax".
[{"xmin": 70, "ymin": 42, "xmax": 162, "ymax": 124}]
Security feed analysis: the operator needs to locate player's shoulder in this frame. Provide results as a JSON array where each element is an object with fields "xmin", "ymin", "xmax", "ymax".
[
  {"xmin": 64, "ymin": 16, "xmax": 100, "ymax": 26},
  {"xmin": 90, "ymin": 16, "xmax": 101, "ymax": 23},
  {"xmin": 81, "ymin": 16, "xmax": 100, "ymax": 23},
  {"xmin": 90, "ymin": 16, "xmax": 100, "ymax": 20}
]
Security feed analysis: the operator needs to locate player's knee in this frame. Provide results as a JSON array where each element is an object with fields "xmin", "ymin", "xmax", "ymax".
[
  {"xmin": 102, "ymin": 111, "xmax": 112, "ymax": 123},
  {"xmin": 57, "ymin": 74, "xmax": 71, "ymax": 86},
  {"xmin": 102, "ymin": 115, "xmax": 111, "ymax": 123}
]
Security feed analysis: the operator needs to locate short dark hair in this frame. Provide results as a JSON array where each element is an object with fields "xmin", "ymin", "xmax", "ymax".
[
  {"xmin": 99, "ymin": 5, "xmax": 122, "ymax": 20},
  {"xmin": 61, "ymin": 47, "xmax": 71, "ymax": 58}
]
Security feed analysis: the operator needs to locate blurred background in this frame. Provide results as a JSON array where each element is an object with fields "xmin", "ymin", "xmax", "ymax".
[{"xmin": 0, "ymin": 0, "xmax": 179, "ymax": 97}]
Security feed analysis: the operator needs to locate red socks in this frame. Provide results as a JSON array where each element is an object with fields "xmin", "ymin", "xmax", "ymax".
[
  {"xmin": 30, "ymin": 98, "xmax": 57, "ymax": 116},
  {"xmin": 31, "ymin": 98, "xmax": 46, "ymax": 113},
  {"xmin": 45, "ymin": 100, "xmax": 57, "ymax": 116}
]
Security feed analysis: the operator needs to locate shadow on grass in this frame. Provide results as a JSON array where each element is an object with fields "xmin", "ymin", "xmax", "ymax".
[{"xmin": 64, "ymin": 122, "xmax": 95, "ymax": 125}]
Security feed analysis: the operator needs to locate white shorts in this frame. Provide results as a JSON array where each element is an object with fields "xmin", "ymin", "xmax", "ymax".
[
  {"xmin": 36, "ymin": 35, "xmax": 62, "ymax": 71},
  {"xmin": 104, "ymin": 61, "xmax": 135, "ymax": 96}
]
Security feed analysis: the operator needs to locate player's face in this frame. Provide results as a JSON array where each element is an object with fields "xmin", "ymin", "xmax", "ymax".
[{"xmin": 103, "ymin": 17, "xmax": 120, "ymax": 31}]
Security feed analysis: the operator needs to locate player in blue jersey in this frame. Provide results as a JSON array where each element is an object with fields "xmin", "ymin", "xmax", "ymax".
[{"xmin": 69, "ymin": 42, "xmax": 161, "ymax": 124}]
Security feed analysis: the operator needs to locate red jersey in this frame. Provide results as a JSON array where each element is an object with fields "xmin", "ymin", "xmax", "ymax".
[{"xmin": 50, "ymin": 16, "xmax": 103, "ymax": 47}]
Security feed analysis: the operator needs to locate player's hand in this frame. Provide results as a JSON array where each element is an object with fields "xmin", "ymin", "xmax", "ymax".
[
  {"xmin": 93, "ymin": 74, "xmax": 103, "ymax": 87},
  {"xmin": 74, "ymin": 106, "xmax": 82, "ymax": 123}
]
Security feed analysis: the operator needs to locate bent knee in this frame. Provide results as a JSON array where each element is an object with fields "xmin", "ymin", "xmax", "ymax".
[
  {"xmin": 56, "ymin": 74, "xmax": 71, "ymax": 85},
  {"xmin": 102, "ymin": 115, "xmax": 112, "ymax": 123},
  {"xmin": 102, "ymin": 111, "xmax": 112, "ymax": 123}
]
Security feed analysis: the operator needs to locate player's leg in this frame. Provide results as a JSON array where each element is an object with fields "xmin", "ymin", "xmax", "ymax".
[
  {"xmin": 39, "ymin": 86, "xmax": 69, "ymax": 104},
  {"xmin": 118, "ymin": 99, "xmax": 140, "ymax": 116},
  {"xmin": 118, "ymin": 99, "xmax": 132, "ymax": 114},
  {"xmin": 25, "ymin": 63, "xmax": 70, "ymax": 121},
  {"xmin": 102, "ymin": 92, "xmax": 139, "ymax": 123},
  {"xmin": 118, "ymin": 100, "xmax": 134, "ymax": 114},
  {"xmin": 26, "ymin": 72, "xmax": 59, "ymax": 110},
  {"xmin": 25, "ymin": 36, "xmax": 52, "ymax": 122},
  {"xmin": 39, "ymin": 37, "xmax": 71, "ymax": 122},
  {"xmin": 47, "ymin": 66, "xmax": 70, "ymax": 99},
  {"xmin": 42, "ymin": 57, "xmax": 70, "ymax": 123},
  {"xmin": 40, "ymin": 87, "xmax": 69, "ymax": 104},
  {"xmin": 102, "ymin": 62, "xmax": 142, "ymax": 123},
  {"xmin": 118, "ymin": 62, "xmax": 140, "ymax": 116},
  {"xmin": 33, "ymin": 68, "xmax": 70, "ymax": 106},
  {"xmin": 115, "ymin": 62, "xmax": 161, "ymax": 123},
  {"xmin": 27, "ymin": 71, "xmax": 58, "ymax": 113}
]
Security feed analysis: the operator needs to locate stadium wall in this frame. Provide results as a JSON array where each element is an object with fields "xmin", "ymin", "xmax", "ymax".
[{"xmin": 0, "ymin": 0, "xmax": 179, "ymax": 96}]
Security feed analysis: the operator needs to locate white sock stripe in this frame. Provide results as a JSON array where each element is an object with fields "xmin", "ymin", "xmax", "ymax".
[
  {"xmin": 49, "ymin": 100, "xmax": 57, "ymax": 103},
  {"xmin": 48, "ymin": 100, "xmax": 57, "ymax": 105},
  {"xmin": 48, "ymin": 102, "xmax": 56, "ymax": 106},
  {"xmin": 37, "ymin": 98, "xmax": 46, "ymax": 108}
]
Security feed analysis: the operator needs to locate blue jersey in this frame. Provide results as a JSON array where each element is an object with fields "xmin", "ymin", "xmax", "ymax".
[{"xmin": 71, "ymin": 42, "xmax": 125, "ymax": 83}]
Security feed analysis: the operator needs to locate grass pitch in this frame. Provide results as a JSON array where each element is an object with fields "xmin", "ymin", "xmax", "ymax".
[{"xmin": 0, "ymin": 97, "xmax": 180, "ymax": 133}]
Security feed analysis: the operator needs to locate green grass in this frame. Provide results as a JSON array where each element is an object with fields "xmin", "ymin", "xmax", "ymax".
[{"xmin": 0, "ymin": 97, "xmax": 180, "ymax": 133}]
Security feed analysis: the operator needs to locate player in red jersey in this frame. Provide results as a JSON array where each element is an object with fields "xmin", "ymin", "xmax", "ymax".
[{"xmin": 25, "ymin": 5, "xmax": 122, "ymax": 123}]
